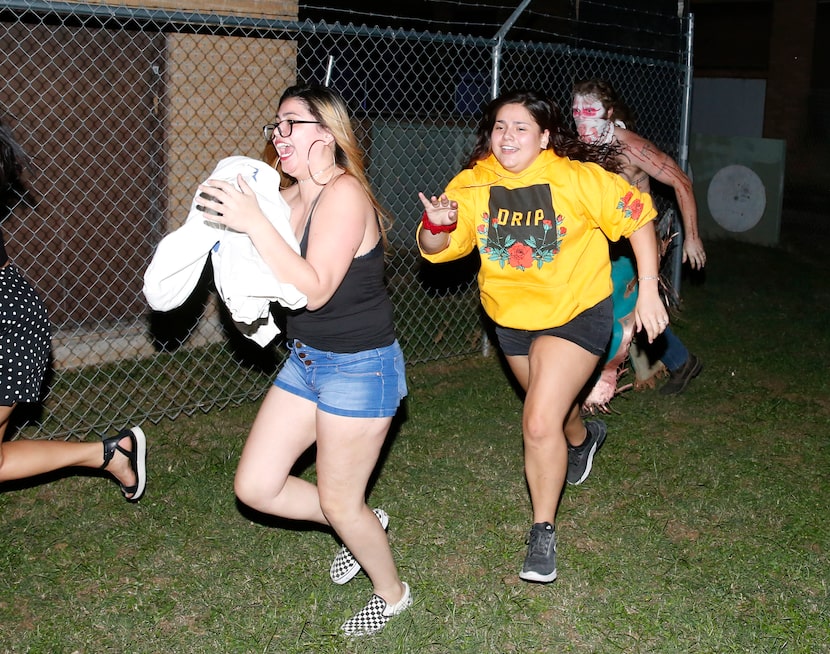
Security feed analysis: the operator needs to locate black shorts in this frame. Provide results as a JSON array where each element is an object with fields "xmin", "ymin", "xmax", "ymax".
[{"xmin": 494, "ymin": 297, "xmax": 613, "ymax": 357}]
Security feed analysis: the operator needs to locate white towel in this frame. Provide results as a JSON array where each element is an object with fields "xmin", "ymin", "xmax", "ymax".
[{"xmin": 143, "ymin": 156, "xmax": 307, "ymax": 346}]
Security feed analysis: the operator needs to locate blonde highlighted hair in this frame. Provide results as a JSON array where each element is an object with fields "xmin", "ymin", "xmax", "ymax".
[{"xmin": 270, "ymin": 84, "xmax": 391, "ymax": 245}]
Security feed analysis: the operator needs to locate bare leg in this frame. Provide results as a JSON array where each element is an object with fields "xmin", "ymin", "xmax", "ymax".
[
  {"xmin": 505, "ymin": 336, "xmax": 600, "ymax": 525},
  {"xmin": 234, "ymin": 386, "xmax": 324, "ymax": 522},
  {"xmin": 0, "ymin": 405, "xmax": 138, "ymax": 492},
  {"xmin": 316, "ymin": 411, "xmax": 404, "ymax": 605},
  {"xmin": 234, "ymin": 385, "xmax": 404, "ymax": 605},
  {"xmin": 563, "ymin": 402, "xmax": 589, "ymax": 448}
]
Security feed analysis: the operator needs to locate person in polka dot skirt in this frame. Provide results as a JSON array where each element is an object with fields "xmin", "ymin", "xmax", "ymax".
[{"xmin": 0, "ymin": 116, "xmax": 146, "ymax": 501}]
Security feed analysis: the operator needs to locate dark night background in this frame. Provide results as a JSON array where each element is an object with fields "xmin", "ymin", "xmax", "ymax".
[{"xmin": 299, "ymin": 1, "xmax": 829, "ymax": 205}]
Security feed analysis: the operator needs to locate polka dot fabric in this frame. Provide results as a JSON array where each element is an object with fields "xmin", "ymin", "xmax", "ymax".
[{"xmin": 0, "ymin": 264, "xmax": 51, "ymax": 405}]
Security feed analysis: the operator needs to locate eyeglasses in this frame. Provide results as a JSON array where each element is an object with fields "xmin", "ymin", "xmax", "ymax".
[{"xmin": 262, "ymin": 119, "xmax": 320, "ymax": 140}]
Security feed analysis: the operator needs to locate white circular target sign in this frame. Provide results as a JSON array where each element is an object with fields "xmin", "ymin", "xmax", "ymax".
[{"xmin": 706, "ymin": 164, "xmax": 766, "ymax": 233}]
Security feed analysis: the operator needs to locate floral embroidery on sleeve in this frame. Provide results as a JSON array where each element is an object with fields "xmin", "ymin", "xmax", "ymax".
[{"xmin": 617, "ymin": 190, "xmax": 644, "ymax": 221}]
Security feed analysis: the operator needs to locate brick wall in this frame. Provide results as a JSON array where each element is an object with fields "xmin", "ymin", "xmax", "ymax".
[{"xmin": 165, "ymin": 33, "xmax": 296, "ymax": 229}]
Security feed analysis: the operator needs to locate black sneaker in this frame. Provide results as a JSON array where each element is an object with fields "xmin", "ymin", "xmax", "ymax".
[
  {"xmin": 659, "ymin": 353, "xmax": 703, "ymax": 395},
  {"xmin": 567, "ymin": 419, "xmax": 607, "ymax": 485},
  {"xmin": 519, "ymin": 522, "xmax": 557, "ymax": 583}
]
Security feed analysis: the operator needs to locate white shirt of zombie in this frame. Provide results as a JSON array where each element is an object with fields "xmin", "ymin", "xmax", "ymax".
[{"xmin": 478, "ymin": 184, "xmax": 565, "ymax": 271}]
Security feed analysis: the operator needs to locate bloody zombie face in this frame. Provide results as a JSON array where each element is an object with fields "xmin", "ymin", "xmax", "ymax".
[{"xmin": 572, "ymin": 93, "xmax": 614, "ymax": 144}]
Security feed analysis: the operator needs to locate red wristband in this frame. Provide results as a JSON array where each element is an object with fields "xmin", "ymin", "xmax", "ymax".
[{"xmin": 421, "ymin": 211, "xmax": 457, "ymax": 235}]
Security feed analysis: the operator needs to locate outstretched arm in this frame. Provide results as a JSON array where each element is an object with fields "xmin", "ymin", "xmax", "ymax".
[{"xmin": 620, "ymin": 131, "xmax": 706, "ymax": 269}]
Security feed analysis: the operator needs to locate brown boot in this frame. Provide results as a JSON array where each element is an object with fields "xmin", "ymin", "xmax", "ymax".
[{"xmin": 659, "ymin": 354, "xmax": 703, "ymax": 395}]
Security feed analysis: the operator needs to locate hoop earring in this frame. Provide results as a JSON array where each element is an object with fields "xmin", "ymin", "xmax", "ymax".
[{"xmin": 299, "ymin": 139, "xmax": 337, "ymax": 186}]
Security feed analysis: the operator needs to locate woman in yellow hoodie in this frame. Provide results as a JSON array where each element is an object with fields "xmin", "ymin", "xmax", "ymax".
[{"xmin": 417, "ymin": 89, "xmax": 668, "ymax": 584}]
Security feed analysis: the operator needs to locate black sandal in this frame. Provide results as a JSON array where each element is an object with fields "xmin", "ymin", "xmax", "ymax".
[{"xmin": 101, "ymin": 426, "xmax": 147, "ymax": 501}]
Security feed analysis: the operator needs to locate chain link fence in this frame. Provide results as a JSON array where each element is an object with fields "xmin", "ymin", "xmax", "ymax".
[{"xmin": 1, "ymin": 1, "xmax": 689, "ymax": 439}]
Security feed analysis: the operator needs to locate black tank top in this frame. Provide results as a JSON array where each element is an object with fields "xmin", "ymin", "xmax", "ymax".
[{"xmin": 286, "ymin": 192, "xmax": 395, "ymax": 353}]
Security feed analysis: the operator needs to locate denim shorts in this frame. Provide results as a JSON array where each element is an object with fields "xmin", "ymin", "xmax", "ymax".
[
  {"xmin": 274, "ymin": 339, "xmax": 408, "ymax": 418},
  {"xmin": 494, "ymin": 297, "xmax": 613, "ymax": 357}
]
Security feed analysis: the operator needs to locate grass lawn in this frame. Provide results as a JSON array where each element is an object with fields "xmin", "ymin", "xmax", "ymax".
[{"xmin": 1, "ymin": 211, "xmax": 828, "ymax": 653}]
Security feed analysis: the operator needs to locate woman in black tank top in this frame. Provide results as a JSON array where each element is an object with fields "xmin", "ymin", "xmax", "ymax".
[{"xmin": 199, "ymin": 84, "xmax": 410, "ymax": 636}]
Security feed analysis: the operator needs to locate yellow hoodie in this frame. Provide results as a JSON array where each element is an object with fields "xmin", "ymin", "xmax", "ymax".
[{"xmin": 419, "ymin": 149, "xmax": 656, "ymax": 330}]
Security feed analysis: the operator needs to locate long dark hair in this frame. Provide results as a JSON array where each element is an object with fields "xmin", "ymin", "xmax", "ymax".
[
  {"xmin": 464, "ymin": 89, "xmax": 621, "ymax": 172},
  {"xmin": 0, "ymin": 117, "xmax": 33, "ymax": 221}
]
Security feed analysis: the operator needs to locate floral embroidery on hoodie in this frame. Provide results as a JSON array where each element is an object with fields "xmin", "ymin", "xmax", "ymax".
[
  {"xmin": 478, "ymin": 212, "xmax": 565, "ymax": 271},
  {"xmin": 618, "ymin": 190, "xmax": 644, "ymax": 221},
  {"xmin": 478, "ymin": 184, "xmax": 566, "ymax": 271}
]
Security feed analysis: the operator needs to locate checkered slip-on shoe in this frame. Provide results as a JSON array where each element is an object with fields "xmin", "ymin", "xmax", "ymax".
[
  {"xmin": 330, "ymin": 508, "xmax": 389, "ymax": 585},
  {"xmin": 340, "ymin": 581, "xmax": 412, "ymax": 636}
]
